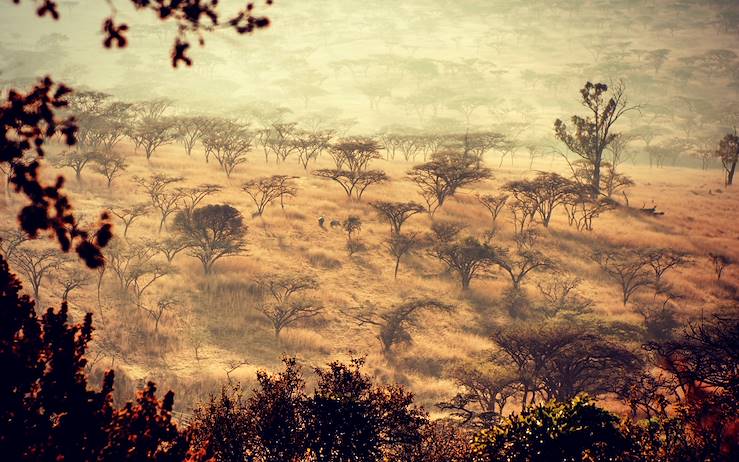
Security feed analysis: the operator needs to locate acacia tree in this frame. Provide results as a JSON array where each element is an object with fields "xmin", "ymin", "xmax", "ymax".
[
  {"xmin": 312, "ymin": 169, "xmax": 388, "ymax": 200},
  {"xmin": 134, "ymin": 174, "xmax": 184, "ymax": 232},
  {"xmin": 293, "ymin": 129, "xmax": 332, "ymax": 170},
  {"xmin": 150, "ymin": 237, "xmax": 190, "ymax": 263},
  {"xmin": 176, "ymin": 116, "xmax": 211, "ymax": 156},
  {"xmin": 494, "ymin": 230, "xmax": 554, "ymax": 290},
  {"xmin": 385, "ymin": 232, "xmax": 422, "ymax": 279},
  {"xmin": 53, "ymin": 150, "xmax": 93, "ymax": 182},
  {"xmin": 370, "ymin": 201, "xmax": 425, "ymax": 235},
  {"xmin": 9, "ymin": 245, "xmax": 63, "ymax": 302},
  {"xmin": 645, "ymin": 249, "xmax": 690, "ymax": 288},
  {"xmin": 257, "ymin": 274, "xmax": 322, "ymax": 338},
  {"xmin": 314, "ymin": 137, "xmax": 387, "ymax": 200},
  {"xmin": 108, "ymin": 203, "xmax": 149, "ymax": 238},
  {"xmin": 716, "ymin": 131, "xmax": 738, "ymax": 185},
  {"xmin": 476, "ymin": 193, "xmax": 508, "ymax": 229},
  {"xmin": 504, "ymin": 172, "xmax": 576, "ymax": 227},
  {"xmin": 407, "ymin": 150, "xmax": 491, "ymax": 214},
  {"xmin": 593, "ymin": 248, "xmax": 654, "ymax": 305},
  {"xmin": 555, "ymin": 81, "xmax": 637, "ymax": 199},
  {"xmin": 242, "ymin": 175, "xmax": 298, "ymax": 217},
  {"xmin": 57, "ymin": 262, "xmax": 90, "ymax": 303},
  {"xmin": 429, "ymin": 223, "xmax": 505, "ymax": 290},
  {"xmin": 441, "ymin": 362, "xmax": 518, "ymax": 426},
  {"xmin": 177, "ymin": 184, "xmax": 222, "ymax": 219},
  {"xmin": 91, "ymin": 150, "xmax": 127, "ymax": 188},
  {"xmin": 173, "ymin": 204, "xmax": 247, "ymax": 275},
  {"xmin": 536, "ymin": 272, "xmax": 592, "ymax": 318},
  {"xmin": 347, "ymin": 298, "xmax": 452, "ymax": 356},
  {"xmin": 135, "ymin": 117, "xmax": 178, "ymax": 160}
]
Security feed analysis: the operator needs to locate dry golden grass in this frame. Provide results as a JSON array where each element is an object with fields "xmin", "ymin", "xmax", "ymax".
[{"xmin": 2, "ymin": 136, "xmax": 738, "ymax": 414}]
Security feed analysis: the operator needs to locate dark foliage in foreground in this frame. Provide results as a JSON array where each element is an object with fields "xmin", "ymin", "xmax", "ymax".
[{"xmin": 0, "ymin": 253, "xmax": 204, "ymax": 461}]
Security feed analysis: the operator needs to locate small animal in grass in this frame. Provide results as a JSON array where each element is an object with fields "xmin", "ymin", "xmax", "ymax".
[
  {"xmin": 318, "ymin": 215, "xmax": 326, "ymax": 229},
  {"xmin": 330, "ymin": 219, "xmax": 342, "ymax": 229}
]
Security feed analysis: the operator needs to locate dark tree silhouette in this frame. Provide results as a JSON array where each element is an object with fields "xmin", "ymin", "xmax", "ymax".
[
  {"xmin": 1, "ymin": 79, "xmax": 111, "ymax": 267},
  {"xmin": 305, "ymin": 357, "xmax": 427, "ymax": 461},
  {"xmin": 471, "ymin": 396, "xmax": 629, "ymax": 462},
  {"xmin": 0, "ymin": 254, "xmax": 202, "ymax": 460},
  {"xmin": 13, "ymin": 0, "xmax": 272, "ymax": 67}
]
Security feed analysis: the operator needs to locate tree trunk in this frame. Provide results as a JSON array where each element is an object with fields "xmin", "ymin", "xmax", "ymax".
[
  {"xmin": 727, "ymin": 160, "xmax": 736, "ymax": 185},
  {"xmin": 394, "ymin": 258, "xmax": 400, "ymax": 279}
]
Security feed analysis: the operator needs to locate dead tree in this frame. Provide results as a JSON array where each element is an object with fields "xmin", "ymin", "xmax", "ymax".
[
  {"xmin": 370, "ymin": 200, "xmax": 425, "ymax": 235},
  {"xmin": 256, "ymin": 274, "xmax": 322, "ymax": 338},
  {"xmin": 593, "ymin": 248, "xmax": 654, "ymax": 305}
]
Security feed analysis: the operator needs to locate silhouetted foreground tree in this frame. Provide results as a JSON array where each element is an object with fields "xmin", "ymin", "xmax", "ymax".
[
  {"xmin": 470, "ymin": 395, "xmax": 629, "ymax": 462},
  {"xmin": 1, "ymin": 79, "xmax": 111, "ymax": 267},
  {"xmin": 0, "ymin": 254, "xmax": 204, "ymax": 461},
  {"xmin": 190, "ymin": 356, "xmax": 428, "ymax": 461},
  {"xmin": 13, "ymin": 0, "xmax": 272, "ymax": 67}
]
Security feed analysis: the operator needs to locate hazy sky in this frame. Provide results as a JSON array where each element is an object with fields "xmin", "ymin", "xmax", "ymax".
[{"xmin": 1, "ymin": 1, "xmax": 737, "ymax": 137}]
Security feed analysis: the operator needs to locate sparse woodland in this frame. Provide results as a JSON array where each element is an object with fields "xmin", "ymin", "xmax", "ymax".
[{"xmin": 1, "ymin": 0, "xmax": 738, "ymax": 460}]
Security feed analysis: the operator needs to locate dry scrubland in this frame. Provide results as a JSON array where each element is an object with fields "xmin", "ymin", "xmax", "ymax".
[{"xmin": 1, "ymin": 138, "xmax": 736, "ymax": 416}]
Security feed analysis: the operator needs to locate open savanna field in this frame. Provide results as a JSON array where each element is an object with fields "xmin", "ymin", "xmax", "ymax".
[{"xmin": 2, "ymin": 135, "xmax": 736, "ymax": 416}]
